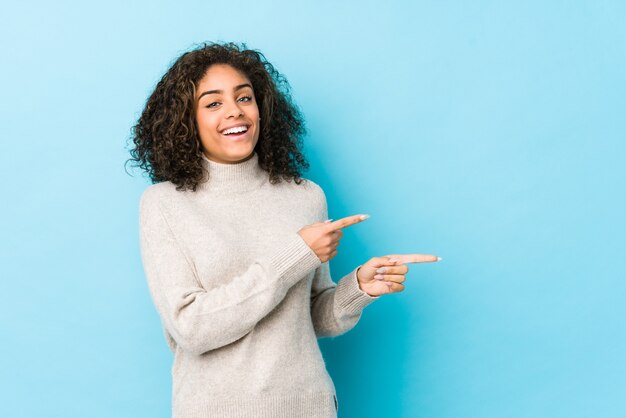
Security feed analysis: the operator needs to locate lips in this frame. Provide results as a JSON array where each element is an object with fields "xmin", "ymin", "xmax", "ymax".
[
  {"xmin": 219, "ymin": 124, "xmax": 252, "ymax": 143},
  {"xmin": 221, "ymin": 124, "xmax": 250, "ymax": 135}
]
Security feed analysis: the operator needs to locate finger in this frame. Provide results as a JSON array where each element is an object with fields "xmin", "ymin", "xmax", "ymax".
[
  {"xmin": 369, "ymin": 256, "xmax": 402, "ymax": 268},
  {"xmin": 327, "ymin": 214, "xmax": 369, "ymax": 231},
  {"xmin": 391, "ymin": 282, "xmax": 405, "ymax": 293},
  {"xmin": 384, "ymin": 254, "xmax": 441, "ymax": 264},
  {"xmin": 384, "ymin": 281, "xmax": 405, "ymax": 293},
  {"xmin": 374, "ymin": 274, "xmax": 405, "ymax": 284},
  {"xmin": 374, "ymin": 265, "xmax": 408, "ymax": 275}
]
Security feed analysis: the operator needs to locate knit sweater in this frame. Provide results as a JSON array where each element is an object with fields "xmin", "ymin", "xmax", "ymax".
[{"xmin": 138, "ymin": 152, "xmax": 378, "ymax": 418}]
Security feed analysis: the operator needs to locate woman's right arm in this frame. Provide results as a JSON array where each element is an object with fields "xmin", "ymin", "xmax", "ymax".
[{"xmin": 139, "ymin": 192, "xmax": 321, "ymax": 356}]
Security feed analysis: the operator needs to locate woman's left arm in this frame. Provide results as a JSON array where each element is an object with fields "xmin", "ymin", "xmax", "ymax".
[
  {"xmin": 310, "ymin": 261, "xmax": 379, "ymax": 338},
  {"xmin": 307, "ymin": 183, "xmax": 440, "ymax": 337}
]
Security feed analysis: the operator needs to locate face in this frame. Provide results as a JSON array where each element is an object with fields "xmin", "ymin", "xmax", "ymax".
[{"xmin": 195, "ymin": 64, "xmax": 260, "ymax": 164}]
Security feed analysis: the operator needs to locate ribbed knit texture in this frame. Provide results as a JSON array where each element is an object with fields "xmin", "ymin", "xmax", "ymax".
[{"xmin": 139, "ymin": 152, "xmax": 378, "ymax": 418}]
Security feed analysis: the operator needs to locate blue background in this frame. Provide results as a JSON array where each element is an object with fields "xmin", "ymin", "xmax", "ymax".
[{"xmin": 1, "ymin": 1, "xmax": 625, "ymax": 417}]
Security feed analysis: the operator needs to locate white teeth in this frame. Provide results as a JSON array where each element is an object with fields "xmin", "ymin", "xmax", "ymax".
[{"xmin": 223, "ymin": 125, "xmax": 248, "ymax": 135}]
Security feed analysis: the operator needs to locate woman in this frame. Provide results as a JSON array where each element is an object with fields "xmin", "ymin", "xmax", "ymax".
[{"xmin": 130, "ymin": 42, "xmax": 440, "ymax": 418}]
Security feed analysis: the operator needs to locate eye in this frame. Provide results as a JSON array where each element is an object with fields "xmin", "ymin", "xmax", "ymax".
[
  {"xmin": 238, "ymin": 96, "xmax": 253, "ymax": 102},
  {"xmin": 206, "ymin": 102, "xmax": 220, "ymax": 108}
]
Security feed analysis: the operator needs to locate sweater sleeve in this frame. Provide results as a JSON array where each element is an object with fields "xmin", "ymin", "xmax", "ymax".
[
  {"xmin": 139, "ymin": 191, "xmax": 321, "ymax": 355},
  {"xmin": 309, "ymin": 185, "xmax": 379, "ymax": 338},
  {"xmin": 310, "ymin": 262, "xmax": 379, "ymax": 338}
]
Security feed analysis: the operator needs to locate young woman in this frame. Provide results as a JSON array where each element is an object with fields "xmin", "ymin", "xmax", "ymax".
[{"xmin": 129, "ymin": 42, "xmax": 440, "ymax": 418}]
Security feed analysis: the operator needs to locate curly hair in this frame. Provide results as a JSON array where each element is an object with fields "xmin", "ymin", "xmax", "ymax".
[{"xmin": 127, "ymin": 42, "xmax": 309, "ymax": 191}]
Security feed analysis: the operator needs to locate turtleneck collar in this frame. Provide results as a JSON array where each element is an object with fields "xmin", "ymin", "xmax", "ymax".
[{"xmin": 199, "ymin": 152, "xmax": 268, "ymax": 193}]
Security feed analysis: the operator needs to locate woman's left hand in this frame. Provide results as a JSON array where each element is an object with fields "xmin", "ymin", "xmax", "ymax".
[{"xmin": 357, "ymin": 254, "xmax": 441, "ymax": 297}]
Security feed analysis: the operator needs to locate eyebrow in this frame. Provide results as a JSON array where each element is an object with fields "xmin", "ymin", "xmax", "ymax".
[{"xmin": 197, "ymin": 83, "xmax": 253, "ymax": 101}]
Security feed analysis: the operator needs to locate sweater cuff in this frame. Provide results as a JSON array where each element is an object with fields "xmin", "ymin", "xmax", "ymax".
[
  {"xmin": 335, "ymin": 266, "xmax": 379, "ymax": 315},
  {"xmin": 269, "ymin": 232, "xmax": 322, "ymax": 286}
]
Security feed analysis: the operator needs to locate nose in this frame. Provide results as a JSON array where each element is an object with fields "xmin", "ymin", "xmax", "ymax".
[{"xmin": 225, "ymin": 100, "xmax": 244, "ymax": 119}]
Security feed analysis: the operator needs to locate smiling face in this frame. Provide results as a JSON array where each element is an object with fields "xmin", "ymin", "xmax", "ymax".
[{"xmin": 195, "ymin": 64, "xmax": 260, "ymax": 164}]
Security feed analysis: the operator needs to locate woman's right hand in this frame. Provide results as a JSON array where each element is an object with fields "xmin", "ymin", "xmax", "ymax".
[{"xmin": 298, "ymin": 215, "xmax": 369, "ymax": 262}]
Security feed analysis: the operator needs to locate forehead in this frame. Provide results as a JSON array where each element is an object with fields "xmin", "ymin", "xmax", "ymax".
[{"xmin": 197, "ymin": 64, "xmax": 251, "ymax": 89}]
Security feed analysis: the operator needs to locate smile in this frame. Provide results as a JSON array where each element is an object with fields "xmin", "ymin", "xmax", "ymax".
[{"xmin": 221, "ymin": 125, "xmax": 249, "ymax": 135}]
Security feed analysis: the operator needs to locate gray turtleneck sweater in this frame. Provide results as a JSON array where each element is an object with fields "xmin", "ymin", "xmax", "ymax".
[{"xmin": 139, "ymin": 152, "xmax": 378, "ymax": 418}]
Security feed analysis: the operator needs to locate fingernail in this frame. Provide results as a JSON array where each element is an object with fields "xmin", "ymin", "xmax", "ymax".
[
  {"xmin": 374, "ymin": 274, "xmax": 384, "ymax": 280},
  {"xmin": 437, "ymin": 257, "xmax": 442, "ymax": 261},
  {"xmin": 325, "ymin": 219, "xmax": 333, "ymax": 223},
  {"xmin": 376, "ymin": 267, "xmax": 386, "ymax": 274},
  {"xmin": 359, "ymin": 214, "xmax": 370, "ymax": 220}
]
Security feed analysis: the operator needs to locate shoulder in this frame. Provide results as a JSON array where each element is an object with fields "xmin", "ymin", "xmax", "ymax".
[
  {"xmin": 139, "ymin": 182, "xmax": 177, "ymax": 208},
  {"xmin": 293, "ymin": 178, "xmax": 329, "ymax": 221},
  {"xmin": 271, "ymin": 176, "xmax": 328, "ymax": 220},
  {"xmin": 298, "ymin": 177, "xmax": 325, "ymax": 197},
  {"xmin": 138, "ymin": 181, "xmax": 194, "ymax": 220},
  {"xmin": 292, "ymin": 177, "xmax": 327, "ymax": 205}
]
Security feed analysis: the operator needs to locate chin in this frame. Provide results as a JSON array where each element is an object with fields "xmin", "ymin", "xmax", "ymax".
[{"xmin": 226, "ymin": 146, "xmax": 256, "ymax": 162}]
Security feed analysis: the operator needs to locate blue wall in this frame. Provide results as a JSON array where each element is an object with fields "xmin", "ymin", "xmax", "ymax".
[{"xmin": 1, "ymin": 1, "xmax": 625, "ymax": 417}]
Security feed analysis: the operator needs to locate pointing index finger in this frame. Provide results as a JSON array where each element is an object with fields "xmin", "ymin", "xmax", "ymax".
[
  {"xmin": 386, "ymin": 254, "xmax": 441, "ymax": 264},
  {"xmin": 327, "ymin": 214, "xmax": 370, "ymax": 231}
]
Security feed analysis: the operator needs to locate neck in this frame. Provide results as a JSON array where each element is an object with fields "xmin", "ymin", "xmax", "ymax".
[{"xmin": 199, "ymin": 152, "xmax": 267, "ymax": 193}]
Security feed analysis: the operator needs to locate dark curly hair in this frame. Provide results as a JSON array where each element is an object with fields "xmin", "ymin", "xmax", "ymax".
[{"xmin": 127, "ymin": 42, "xmax": 309, "ymax": 191}]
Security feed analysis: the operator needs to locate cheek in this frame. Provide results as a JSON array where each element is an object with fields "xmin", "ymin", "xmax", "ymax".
[{"xmin": 196, "ymin": 112, "xmax": 219, "ymax": 133}]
